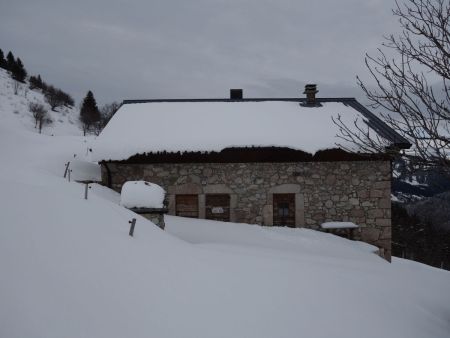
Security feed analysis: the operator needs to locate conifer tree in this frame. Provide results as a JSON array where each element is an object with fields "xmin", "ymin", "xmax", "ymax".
[
  {"xmin": 6, "ymin": 51, "xmax": 15, "ymax": 71},
  {"xmin": 12, "ymin": 58, "xmax": 27, "ymax": 82},
  {"xmin": 36, "ymin": 74, "xmax": 43, "ymax": 88},
  {"xmin": 80, "ymin": 90, "xmax": 101, "ymax": 135},
  {"xmin": 0, "ymin": 49, "xmax": 6, "ymax": 69},
  {"xmin": 29, "ymin": 75, "xmax": 39, "ymax": 89}
]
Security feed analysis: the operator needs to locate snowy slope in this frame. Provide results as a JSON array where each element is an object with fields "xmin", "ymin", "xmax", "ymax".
[
  {"xmin": 0, "ymin": 78, "xmax": 449, "ymax": 338},
  {"xmin": 0, "ymin": 68, "xmax": 82, "ymax": 136}
]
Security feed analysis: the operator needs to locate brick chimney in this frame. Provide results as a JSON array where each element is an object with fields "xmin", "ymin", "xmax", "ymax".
[
  {"xmin": 303, "ymin": 84, "xmax": 318, "ymax": 104},
  {"xmin": 230, "ymin": 89, "xmax": 243, "ymax": 99}
]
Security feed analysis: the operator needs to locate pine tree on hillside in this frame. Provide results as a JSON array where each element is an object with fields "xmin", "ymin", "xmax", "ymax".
[
  {"xmin": 12, "ymin": 58, "xmax": 27, "ymax": 82},
  {"xmin": 29, "ymin": 74, "xmax": 45, "ymax": 90},
  {"xmin": 29, "ymin": 75, "xmax": 39, "ymax": 89},
  {"xmin": 6, "ymin": 51, "xmax": 15, "ymax": 71},
  {"xmin": 0, "ymin": 49, "xmax": 6, "ymax": 69},
  {"xmin": 37, "ymin": 75, "xmax": 47, "ymax": 91},
  {"xmin": 80, "ymin": 90, "xmax": 101, "ymax": 135}
]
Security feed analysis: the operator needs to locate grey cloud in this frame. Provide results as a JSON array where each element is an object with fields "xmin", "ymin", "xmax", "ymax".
[{"xmin": 0, "ymin": 0, "xmax": 400, "ymax": 105}]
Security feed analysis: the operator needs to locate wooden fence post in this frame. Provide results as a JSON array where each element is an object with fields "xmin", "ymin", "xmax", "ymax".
[
  {"xmin": 84, "ymin": 183, "xmax": 89, "ymax": 200},
  {"xmin": 63, "ymin": 161, "xmax": 70, "ymax": 178},
  {"xmin": 129, "ymin": 218, "xmax": 136, "ymax": 237}
]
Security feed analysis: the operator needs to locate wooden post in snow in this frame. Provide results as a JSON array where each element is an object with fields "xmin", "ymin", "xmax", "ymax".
[
  {"xmin": 84, "ymin": 183, "xmax": 90, "ymax": 200},
  {"xmin": 129, "ymin": 218, "xmax": 136, "ymax": 237},
  {"xmin": 63, "ymin": 161, "xmax": 70, "ymax": 178}
]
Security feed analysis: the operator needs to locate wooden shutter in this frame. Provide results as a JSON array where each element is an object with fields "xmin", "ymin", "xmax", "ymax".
[
  {"xmin": 273, "ymin": 193, "xmax": 295, "ymax": 227},
  {"xmin": 175, "ymin": 194, "xmax": 199, "ymax": 218},
  {"xmin": 205, "ymin": 194, "xmax": 230, "ymax": 222}
]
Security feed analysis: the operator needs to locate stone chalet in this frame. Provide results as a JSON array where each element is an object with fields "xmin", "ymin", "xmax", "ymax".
[{"xmin": 92, "ymin": 86, "xmax": 411, "ymax": 260}]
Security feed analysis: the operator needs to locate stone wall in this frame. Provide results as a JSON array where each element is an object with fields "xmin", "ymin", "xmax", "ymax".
[
  {"xmin": 102, "ymin": 161, "xmax": 392, "ymax": 259},
  {"xmin": 138, "ymin": 213, "xmax": 165, "ymax": 230}
]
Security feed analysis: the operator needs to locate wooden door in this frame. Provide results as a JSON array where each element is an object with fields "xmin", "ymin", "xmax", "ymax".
[
  {"xmin": 205, "ymin": 194, "xmax": 230, "ymax": 222},
  {"xmin": 273, "ymin": 194, "xmax": 295, "ymax": 227},
  {"xmin": 175, "ymin": 194, "xmax": 199, "ymax": 218}
]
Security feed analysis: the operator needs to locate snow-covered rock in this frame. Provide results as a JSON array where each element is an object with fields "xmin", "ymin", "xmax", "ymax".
[{"xmin": 120, "ymin": 181, "xmax": 165, "ymax": 209}]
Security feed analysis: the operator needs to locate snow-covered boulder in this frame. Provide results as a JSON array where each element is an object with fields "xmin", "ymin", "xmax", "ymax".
[{"xmin": 120, "ymin": 181, "xmax": 165, "ymax": 209}]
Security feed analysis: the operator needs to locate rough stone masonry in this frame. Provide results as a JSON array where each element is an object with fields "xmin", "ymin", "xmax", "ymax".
[{"xmin": 102, "ymin": 160, "xmax": 392, "ymax": 260}]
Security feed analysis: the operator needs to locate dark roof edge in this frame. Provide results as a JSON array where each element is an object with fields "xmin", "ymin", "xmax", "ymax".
[{"xmin": 346, "ymin": 100, "xmax": 411, "ymax": 149}]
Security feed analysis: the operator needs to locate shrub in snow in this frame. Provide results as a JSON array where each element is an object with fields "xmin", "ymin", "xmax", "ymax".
[{"xmin": 120, "ymin": 181, "xmax": 165, "ymax": 209}]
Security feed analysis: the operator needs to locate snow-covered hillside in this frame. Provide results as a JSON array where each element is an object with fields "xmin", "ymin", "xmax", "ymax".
[
  {"xmin": 0, "ymin": 68, "xmax": 82, "ymax": 135},
  {"xmin": 0, "ymin": 70, "xmax": 449, "ymax": 338}
]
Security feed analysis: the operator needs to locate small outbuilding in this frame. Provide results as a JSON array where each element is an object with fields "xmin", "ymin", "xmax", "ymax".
[
  {"xmin": 120, "ymin": 181, "xmax": 167, "ymax": 229},
  {"xmin": 93, "ymin": 86, "xmax": 410, "ymax": 260}
]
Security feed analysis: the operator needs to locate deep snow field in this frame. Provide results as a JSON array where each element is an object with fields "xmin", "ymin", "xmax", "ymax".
[{"xmin": 0, "ymin": 69, "xmax": 449, "ymax": 338}]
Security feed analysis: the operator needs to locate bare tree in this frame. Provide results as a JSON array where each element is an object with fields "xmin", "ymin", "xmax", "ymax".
[
  {"xmin": 92, "ymin": 101, "xmax": 121, "ymax": 135},
  {"xmin": 29, "ymin": 102, "xmax": 52, "ymax": 133},
  {"xmin": 334, "ymin": 0, "xmax": 450, "ymax": 171},
  {"xmin": 44, "ymin": 85, "xmax": 65, "ymax": 111},
  {"xmin": 100, "ymin": 101, "xmax": 120, "ymax": 125}
]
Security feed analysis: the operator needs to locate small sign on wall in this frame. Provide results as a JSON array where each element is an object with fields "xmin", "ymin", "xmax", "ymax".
[{"xmin": 211, "ymin": 207, "xmax": 224, "ymax": 214}]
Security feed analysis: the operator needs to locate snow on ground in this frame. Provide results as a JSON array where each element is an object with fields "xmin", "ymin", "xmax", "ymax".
[
  {"xmin": 0, "ymin": 68, "xmax": 82, "ymax": 136},
  {"xmin": 320, "ymin": 221, "xmax": 359, "ymax": 229},
  {"xmin": 0, "ymin": 70, "xmax": 449, "ymax": 338},
  {"xmin": 69, "ymin": 160, "xmax": 102, "ymax": 182},
  {"xmin": 89, "ymin": 182, "xmax": 121, "ymax": 204},
  {"xmin": 165, "ymin": 216, "xmax": 379, "ymax": 260}
]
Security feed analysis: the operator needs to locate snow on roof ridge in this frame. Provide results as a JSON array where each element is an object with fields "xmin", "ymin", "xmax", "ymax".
[{"xmin": 121, "ymin": 97, "xmax": 359, "ymax": 104}]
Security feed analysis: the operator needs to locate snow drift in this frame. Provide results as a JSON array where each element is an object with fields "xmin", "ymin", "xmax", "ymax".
[{"xmin": 0, "ymin": 69, "xmax": 449, "ymax": 338}]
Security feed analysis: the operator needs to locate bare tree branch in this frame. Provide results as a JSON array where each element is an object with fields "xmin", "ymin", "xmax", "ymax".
[{"xmin": 338, "ymin": 0, "xmax": 450, "ymax": 172}]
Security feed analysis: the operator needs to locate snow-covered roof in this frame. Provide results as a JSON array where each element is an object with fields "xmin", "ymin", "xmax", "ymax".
[{"xmin": 92, "ymin": 98, "xmax": 409, "ymax": 162}]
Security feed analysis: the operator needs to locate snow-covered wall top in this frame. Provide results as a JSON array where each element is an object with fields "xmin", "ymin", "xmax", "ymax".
[
  {"xmin": 92, "ymin": 100, "xmax": 382, "ymax": 162},
  {"xmin": 120, "ymin": 181, "xmax": 165, "ymax": 209}
]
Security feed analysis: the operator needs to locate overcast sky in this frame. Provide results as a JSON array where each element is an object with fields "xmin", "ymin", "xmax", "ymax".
[{"xmin": 0, "ymin": 0, "xmax": 401, "ymax": 105}]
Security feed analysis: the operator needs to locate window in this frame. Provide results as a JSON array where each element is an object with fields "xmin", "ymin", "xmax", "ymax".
[
  {"xmin": 273, "ymin": 194, "xmax": 295, "ymax": 227},
  {"xmin": 205, "ymin": 194, "xmax": 230, "ymax": 222},
  {"xmin": 278, "ymin": 202, "xmax": 290, "ymax": 217}
]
